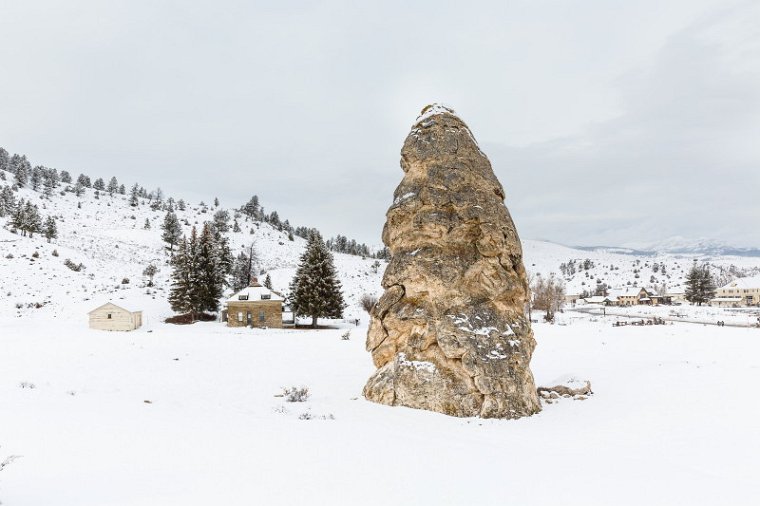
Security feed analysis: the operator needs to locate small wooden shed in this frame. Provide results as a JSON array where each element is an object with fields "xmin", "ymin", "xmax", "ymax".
[{"xmin": 88, "ymin": 302, "xmax": 143, "ymax": 331}]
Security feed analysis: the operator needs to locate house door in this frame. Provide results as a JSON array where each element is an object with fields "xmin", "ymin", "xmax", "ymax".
[{"xmin": 246, "ymin": 311, "xmax": 252, "ymax": 326}]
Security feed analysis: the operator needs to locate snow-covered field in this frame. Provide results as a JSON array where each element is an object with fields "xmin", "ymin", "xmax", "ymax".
[
  {"xmin": 2, "ymin": 311, "xmax": 759, "ymax": 505},
  {"xmin": 3, "ymin": 169, "xmax": 760, "ymax": 504}
]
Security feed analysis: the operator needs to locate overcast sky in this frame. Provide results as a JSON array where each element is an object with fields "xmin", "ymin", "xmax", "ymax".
[{"xmin": 1, "ymin": 0, "xmax": 758, "ymax": 247}]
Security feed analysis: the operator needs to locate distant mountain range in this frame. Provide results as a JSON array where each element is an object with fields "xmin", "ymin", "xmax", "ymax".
[{"xmin": 570, "ymin": 236, "xmax": 760, "ymax": 257}]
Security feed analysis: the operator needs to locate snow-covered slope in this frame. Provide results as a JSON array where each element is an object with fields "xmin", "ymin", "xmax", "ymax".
[{"xmin": 0, "ymin": 171, "xmax": 384, "ymax": 321}]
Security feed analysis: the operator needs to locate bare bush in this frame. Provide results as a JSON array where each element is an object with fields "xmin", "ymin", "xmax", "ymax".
[
  {"xmin": 360, "ymin": 293, "xmax": 378, "ymax": 314},
  {"xmin": 531, "ymin": 273, "xmax": 566, "ymax": 322},
  {"xmin": 282, "ymin": 386, "xmax": 310, "ymax": 402}
]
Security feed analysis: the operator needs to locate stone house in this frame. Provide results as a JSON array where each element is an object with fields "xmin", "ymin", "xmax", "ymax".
[
  {"xmin": 88, "ymin": 302, "xmax": 143, "ymax": 331},
  {"xmin": 715, "ymin": 276, "xmax": 760, "ymax": 306},
  {"xmin": 224, "ymin": 279, "xmax": 292, "ymax": 328}
]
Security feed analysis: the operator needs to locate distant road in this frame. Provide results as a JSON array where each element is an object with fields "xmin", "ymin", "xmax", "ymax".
[{"xmin": 567, "ymin": 306, "xmax": 760, "ymax": 329}]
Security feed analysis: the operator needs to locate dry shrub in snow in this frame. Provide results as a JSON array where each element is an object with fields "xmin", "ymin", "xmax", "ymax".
[
  {"xmin": 360, "ymin": 293, "xmax": 377, "ymax": 314},
  {"xmin": 282, "ymin": 386, "xmax": 310, "ymax": 402}
]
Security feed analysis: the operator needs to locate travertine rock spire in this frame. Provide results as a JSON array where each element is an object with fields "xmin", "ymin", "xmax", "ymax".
[{"xmin": 363, "ymin": 104, "xmax": 541, "ymax": 418}]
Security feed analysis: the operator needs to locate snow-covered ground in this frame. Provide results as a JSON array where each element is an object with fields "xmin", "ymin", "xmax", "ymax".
[
  {"xmin": 3, "ymin": 169, "xmax": 760, "ymax": 504},
  {"xmin": 2, "ymin": 311, "xmax": 759, "ymax": 505}
]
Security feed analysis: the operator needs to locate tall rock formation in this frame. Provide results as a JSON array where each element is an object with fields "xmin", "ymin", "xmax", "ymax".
[{"xmin": 363, "ymin": 104, "xmax": 541, "ymax": 419}]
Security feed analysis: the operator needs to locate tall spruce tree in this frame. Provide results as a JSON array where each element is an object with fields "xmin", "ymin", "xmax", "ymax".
[
  {"xmin": 685, "ymin": 264, "xmax": 717, "ymax": 306},
  {"xmin": 289, "ymin": 232, "xmax": 345, "ymax": 328},
  {"xmin": 195, "ymin": 224, "xmax": 225, "ymax": 313},
  {"xmin": 168, "ymin": 229, "xmax": 200, "ymax": 320},
  {"xmin": 161, "ymin": 210, "xmax": 183, "ymax": 254}
]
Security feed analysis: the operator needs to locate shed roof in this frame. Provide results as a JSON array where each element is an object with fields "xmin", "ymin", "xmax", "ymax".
[{"xmin": 88, "ymin": 302, "xmax": 141, "ymax": 315}]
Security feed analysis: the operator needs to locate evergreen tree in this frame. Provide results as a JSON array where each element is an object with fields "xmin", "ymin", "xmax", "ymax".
[
  {"xmin": 107, "ymin": 176, "xmax": 119, "ymax": 195},
  {"xmin": 264, "ymin": 273, "xmax": 273, "ymax": 290},
  {"xmin": 232, "ymin": 219, "xmax": 241, "ymax": 233},
  {"xmin": 0, "ymin": 186, "xmax": 15, "ymax": 217},
  {"xmin": 213, "ymin": 209, "xmax": 230, "ymax": 232},
  {"xmin": 0, "ymin": 147, "xmax": 9, "ymax": 172},
  {"xmin": 685, "ymin": 264, "xmax": 717, "ymax": 306},
  {"xmin": 168, "ymin": 234, "xmax": 198, "ymax": 320},
  {"xmin": 93, "ymin": 177, "xmax": 105, "ymax": 191},
  {"xmin": 118, "ymin": 183, "xmax": 126, "ymax": 195},
  {"xmin": 10, "ymin": 154, "xmax": 31, "ymax": 186},
  {"xmin": 214, "ymin": 197, "xmax": 219, "ymax": 207},
  {"xmin": 290, "ymin": 232, "xmax": 345, "ymax": 327},
  {"xmin": 9, "ymin": 199, "xmax": 25, "ymax": 234},
  {"xmin": 195, "ymin": 224, "xmax": 225, "ymax": 313},
  {"xmin": 60, "ymin": 170, "xmax": 72, "ymax": 183},
  {"xmin": 43, "ymin": 216, "xmax": 58, "ymax": 242},
  {"xmin": 177, "ymin": 199, "xmax": 186, "ymax": 211},
  {"xmin": 77, "ymin": 174, "xmax": 91, "ymax": 188},
  {"xmin": 73, "ymin": 180, "xmax": 85, "ymax": 197},
  {"xmin": 161, "ymin": 210, "xmax": 183, "ymax": 254},
  {"xmin": 129, "ymin": 184, "xmax": 140, "ymax": 206},
  {"xmin": 30, "ymin": 166, "xmax": 43, "ymax": 190},
  {"xmin": 143, "ymin": 218, "xmax": 151, "ymax": 230}
]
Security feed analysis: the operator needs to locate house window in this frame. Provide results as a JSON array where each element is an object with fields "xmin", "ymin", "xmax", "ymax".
[
  {"xmin": 238, "ymin": 295, "xmax": 249, "ymax": 301},
  {"xmin": 107, "ymin": 313, "xmax": 112, "ymax": 319},
  {"xmin": 259, "ymin": 311, "xmax": 266, "ymax": 322},
  {"xmin": 238, "ymin": 312, "xmax": 243, "ymax": 322},
  {"xmin": 261, "ymin": 294, "xmax": 271, "ymax": 300}
]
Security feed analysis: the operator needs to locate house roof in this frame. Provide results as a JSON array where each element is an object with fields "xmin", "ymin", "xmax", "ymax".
[
  {"xmin": 720, "ymin": 275, "xmax": 760, "ymax": 290},
  {"xmin": 710, "ymin": 297, "xmax": 743, "ymax": 302},
  {"xmin": 226, "ymin": 285, "xmax": 284, "ymax": 303},
  {"xmin": 585, "ymin": 296, "xmax": 611, "ymax": 303},
  {"xmin": 88, "ymin": 302, "xmax": 141, "ymax": 314},
  {"xmin": 608, "ymin": 286, "xmax": 648, "ymax": 299}
]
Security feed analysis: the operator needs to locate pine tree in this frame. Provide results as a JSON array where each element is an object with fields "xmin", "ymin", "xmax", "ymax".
[
  {"xmin": 0, "ymin": 186, "xmax": 15, "ymax": 217},
  {"xmin": 685, "ymin": 264, "xmax": 717, "ymax": 306},
  {"xmin": 118, "ymin": 184, "xmax": 126, "ymax": 195},
  {"xmin": 0, "ymin": 147, "xmax": 9, "ymax": 172},
  {"xmin": 43, "ymin": 216, "xmax": 58, "ymax": 242},
  {"xmin": 129, "ymin": 184, "xmax": 140, "ymax": 206},
  {"xmin": 264, "ymin": 273, "xmax": 273, "ymax": 290},
  {"xmin": 168, "ymin": 235, "xmax": 196, "ymax": 319},
  {"xmin": 107, "ymin": 177, "xmax": 119, "ymax": 195},
  {"xmin": 60, "ymin": 170, "xmax": 72, "ymax": 184},
  {"xmin": 143, "ymin": 218, "xmax": 151, "ymax": 230},
  {"xmin": 9, "ymin": 199, "xmax": 25, "ymax": 234},
  {"xmin": 177, "ymin": 199, "xmax": 186, "ymax": 211},
  {"xmin": 161, "ymin": 210, "xmax": 183, "ymax": 254},
  {"xmin": 31, "ymin": 166, "xmax": 43, "ymax": 190},
  {"xmin": 93, "ymin": 178, "xmax": 105, "ymax": 191},
  {"xmin": 290, "ymin": 232, "xmax": 345, "ymax": 328},
  {"xmin": 77, "ymin": 174, "xmax": 91, "ymax": 188},
  {"xmin": 195, "ymin": 224, "xmax": 224, "ymax": 313},
  {"xmin": 233, "ymin": 219, "xmax": 241, "ymax": 233}
]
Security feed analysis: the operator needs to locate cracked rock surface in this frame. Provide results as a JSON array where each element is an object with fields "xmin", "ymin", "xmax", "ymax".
[{"xmin": 363, "ymin": 104, "xmax": 541, "ymax": 418}]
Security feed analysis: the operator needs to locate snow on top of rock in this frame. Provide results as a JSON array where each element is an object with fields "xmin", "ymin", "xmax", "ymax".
[{"xmin": 413, "ymin": 103, "xmax": 459, "ymax": 127}]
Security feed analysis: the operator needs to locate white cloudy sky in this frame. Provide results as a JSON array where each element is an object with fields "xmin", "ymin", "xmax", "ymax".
[{"xmin": 1, "ymin": 0, "xmax": 758, "ymax": 247}]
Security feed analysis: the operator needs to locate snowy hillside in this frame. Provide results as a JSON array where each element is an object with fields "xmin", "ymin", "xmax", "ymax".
[
  {"xmin": 0, "ymin": 169, "xmax": 384, "ymax": 321},
  {"xmin": 522, "ymin": 239, "xmax": 760, "ymax": 296},
  {"xmin": 2, "ymin": 166, "xmax": 760, "ymax": 323}
]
